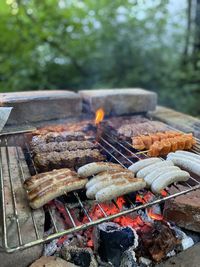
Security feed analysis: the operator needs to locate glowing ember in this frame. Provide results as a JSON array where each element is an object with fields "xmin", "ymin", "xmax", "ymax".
[
  {"xmin": 161, "ymin": 190, "xmax": 168, "ymax": 197},
  {"xmin": 95, "ymin": 108, "xmax": 105, "ymax": 125},
  {"xmin": 147, "ymin": 208, "xmax": 163, "ymax": 221}
]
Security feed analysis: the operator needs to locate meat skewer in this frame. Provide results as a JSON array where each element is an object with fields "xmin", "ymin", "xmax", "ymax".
[
  {"xmin": 147, "ymin": 134, "xmax": 196, "ymax": 157},
  {"xmin": 132, "ymin": 131, "xmax": 183, "ymax": 150}
]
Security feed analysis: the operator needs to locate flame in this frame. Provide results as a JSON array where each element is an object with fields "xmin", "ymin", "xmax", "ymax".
[
  {"xmin": 147, "ymin": 208, "xmax": 163, "ymax": 221},
  {"xmin": 95, "ymin": 108, "xmax": 105, "ymax": 125}
]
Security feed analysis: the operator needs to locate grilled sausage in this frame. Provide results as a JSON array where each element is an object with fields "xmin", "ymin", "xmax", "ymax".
[
  {"xmin": 144, "ymin": 166, "xmax": 180, "ymax": 187},
  {"xmin": 128, "ymin": 158, "xmax": 162, "ymax": 173},
  {"xmin": 174, "ymin": 150, "xmax": 200, "ymax": 162},
  {"xmin": 24, "ymin": 168, "xmax": 77, "ymax": 191},
  {"xmin": 136, "ymin": 161, "xmax": 174, "ymax": 178},
  {"xmin": 167, "ymin": 154, "xmax": 200, "ymax": 176},
  {"xmin": 86, "ymin": 169, "xmax": 134, "ymax": 189},
  {"xmin": 96, "ymin": 178, "xmax": 146, "ymax": 202},
  {"xmin": 77, "ymin": 162, "xmax": 124, "ymax": 177},
  {"xmin": 151, "ymin": 170, "xmax": 190, "ymax": 194},
  {"xmin": 86, "ymin": 172, "xmax": 136, "ymax": 199},
  {"xmin": 86, "ymin": 177, "xmax": 125, "ymax": 199},
  {"xmin": 29, "ymin": 177, "xmax": 88, "ymax": 209}
]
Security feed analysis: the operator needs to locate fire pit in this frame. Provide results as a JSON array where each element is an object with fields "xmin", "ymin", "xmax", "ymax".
[{"xmin": 1, "ymin": 89, "xmax": 200, "ymax": 267}]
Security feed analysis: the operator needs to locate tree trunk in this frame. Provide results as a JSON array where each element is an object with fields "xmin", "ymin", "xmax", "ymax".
[
  {"xmin": 182, "ymin": 0, "xmax": 192, "ymax": 65},
  {"xmin": 193, "ymin": 0, "xmax": 200, "ymax": 69}
]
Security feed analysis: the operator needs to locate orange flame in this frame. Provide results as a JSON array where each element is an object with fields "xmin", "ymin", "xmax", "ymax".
[
  {"xmin": 95, "ymin": 108, "xmax": 105, "ymax": 125},
  {"xmin": 147, "ymin": 208, "xmax": 163, "ymax": 221}
]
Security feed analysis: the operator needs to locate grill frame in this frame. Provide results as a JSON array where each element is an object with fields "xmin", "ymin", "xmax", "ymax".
[{"xmin": 1, "ymin": 125, "xmax": 200, "ymax": 253}]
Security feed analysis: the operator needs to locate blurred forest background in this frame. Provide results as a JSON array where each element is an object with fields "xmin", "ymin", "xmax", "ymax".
[{"xmin": 0, "ymin": 0, "xmax": 200, "ymax": 115}]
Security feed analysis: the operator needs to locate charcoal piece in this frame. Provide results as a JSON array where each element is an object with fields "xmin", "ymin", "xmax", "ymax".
[
  {"xmin": 61, "ymin": 245, "xmax": 98, "ymax": 267},
  {"xmin": 137, "ymin": 221, "xmax": 180, "ymax": 262},
  {"xmin": 97, "ymin": 222, "xmax": 136, "ymax": 267}
]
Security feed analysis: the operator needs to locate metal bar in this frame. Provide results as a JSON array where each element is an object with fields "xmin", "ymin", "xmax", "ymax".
[
  {"xmin": 3, "ymin": 182, "xmax": 200, "ymax": 253},
  {"xmin": 0, "ymin": 144, "xmax": 8, "ymax": 249},
  {"xmin": 15, "ymin": 144, "xmax": 40, "ymax": 239},
  {"xmin": 73, "ymin": 192, "xmax": 93, "ymax": 222},
  {"xmin": 100, "ymin": 136, "xmax": 134, "ymax": 164},
  {"xmin": 63, "ymin": 204, "xmax": 77, "ymax": 227},
  {"xmin": 96, "ymin": 203, "xmax": 108, "ymax": 217},
  {"xmin": 4, "ymin": 139, "xmax": 23, "ymax": 246},
  {"xmin": 48, "ymin": 207, "xmax": 58, "ymax": 233},
  {"xmin": 97, "ymin": 142, "xmax": 126, "ymax": 168},
  {"xmin": 103, "ymin": 132, "xmax": 142, "ymax": 160},
  {"xmin": 2, "ymin": 123, "xmax": 200, "ymax": 253}
]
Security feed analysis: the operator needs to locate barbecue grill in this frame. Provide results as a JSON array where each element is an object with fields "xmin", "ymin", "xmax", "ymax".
[{"xmin": 1, "ymin": 120, "xmax": 200, "ymax": 254}]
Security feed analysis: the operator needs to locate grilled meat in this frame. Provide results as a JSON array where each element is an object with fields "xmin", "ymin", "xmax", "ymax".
[
  {"xmin": 31, "ymin": 131, "xmax": 85, "ymax": 147},
  {"xmin": 24, "ymin": 168, "xmax": 88, "ymax": 209},
  {"xmin": 34, "ymin": 149, "xmax": 105, "ymax": 172},
  {"xmin": 118, "ymin": 121, "xmax": 168, "ymax": 139},
  {"xmin": 132, "ymin": 131, "xmax": 182, "ymax": 150},
  {"xmin": 147, "ymin": 134, "xmax": 196, "ymax": 157},
  {"xmin": 32, "ymin": 140, "xmax": 97, "ymax": 154}
]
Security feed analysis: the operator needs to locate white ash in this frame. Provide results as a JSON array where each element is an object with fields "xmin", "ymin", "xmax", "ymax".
[{"xmin": 139, "ymin": 256, "xmax": 152, "ymax": 266}]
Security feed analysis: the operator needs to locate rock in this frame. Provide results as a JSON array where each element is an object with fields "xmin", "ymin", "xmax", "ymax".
[
  {"xmin": 0, "ymin": 247, "xmax": 43, "ymax": 267},
  {"xmin": 149, "ymin": 106, "xmax": 200, "ymax": 138},
  {"xmin": 29, "ymin": 256, "xmax": 78, "ymax": 267},
  {"xmin": 79, "ymin": 88, "xmax": 157, "ymax": 115},
  {"xmin": 0, "ymin": 90, "xmax": 82, "ymax": 125},
  {"xmin": 164, "ymin": 189, "xmax": 200, "ymax": 232},
  {"xmin": 157, "ymin": 242, "xmax": 200, "ymax": 267}
]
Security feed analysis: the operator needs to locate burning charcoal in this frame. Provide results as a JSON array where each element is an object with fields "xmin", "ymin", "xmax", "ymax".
[
  {"xmin": 95, "ymin": 222, "xmax": 138, "ymax": 267},
  {"xmin": 61, "ymin": 245, "xmax": 98, "ymax": 267},
  {"xmin": 137, "ymin": 221, "xmax": 180, "ymax": 262}
]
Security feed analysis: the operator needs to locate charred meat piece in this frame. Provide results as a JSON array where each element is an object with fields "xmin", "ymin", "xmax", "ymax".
[
  {"xmin": 34, "ymin": 149, "xmax": 106, "ymax": 172},
  {"xmin": 31, "ymin": 131, "xmax": 85, "ymax": 147},
  {"xmin": 32, "ymin": 140, "xmax": 97, "ymax": 154}
]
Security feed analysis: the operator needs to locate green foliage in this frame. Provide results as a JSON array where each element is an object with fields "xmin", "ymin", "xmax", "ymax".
[{"xmin": 0, "ymin": 0, "xmax": 199, "ymax": 115}]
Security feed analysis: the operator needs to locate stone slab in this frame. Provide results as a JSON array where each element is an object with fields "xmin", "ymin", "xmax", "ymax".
[
  {"xmin": 0, "ymin": 90, "xmax": 82, "ymax": 125},
  {"xmin": 149, "ymin": 106, "xmax": 200, "ymax": 138},
  {"xmin": 157, "ymin": 242, "xmax": 200, "ymax": 267},
  {"xmin": 79, "ymin": 88, "xmax": 157, "ymax": 115},
  {"xmin": 163, "ymin": 188, "xmax": 200, "ymax": 233}
]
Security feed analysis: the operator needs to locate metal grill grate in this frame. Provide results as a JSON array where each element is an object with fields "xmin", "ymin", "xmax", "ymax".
[{"xmin": 0, "ymin": 129, "xmax": 200, "ymax": 253}]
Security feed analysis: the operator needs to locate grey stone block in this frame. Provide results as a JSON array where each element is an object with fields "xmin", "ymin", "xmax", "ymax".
[
  {"xmin": 0, "ymin": 91, "xmax": 82, "ymax": 125},
  {"xmin": 79, "ymin": 88, "xmax": 157, "ymax": 115}
]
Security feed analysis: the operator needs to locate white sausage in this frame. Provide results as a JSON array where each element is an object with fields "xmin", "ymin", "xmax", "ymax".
[
  {"xmin": 136, "ymin": 161, "xmax": 174, "ymax": 178},
  {"xmin": 128, "ymin": 158, "xmax": 162, "ymax": 173},
  {"xmin": 96, "ymin": 179, "xmax": 146, "ymax": 202},
  {"xmin": 144, "ymin": 166, "xmax": 180, "ymax": 187},
  {"xmin": 174, "ymin": 151, "xmax": 200, "ymax": 163},
  {"xmin": 77, "ymin": 162, "xmax": 124, "ymax": 177},
  {"xmin": 86, "ymin": 170, "xmax": 134, "ymax": 189},
  {"xmin": 86, "ymin": 178, "xmax": 125, "ymax": 199},
  {"xmin": 151, "ymin": 170, "xmax": 190, "ymax": 194},
  {"xmin": 167, "ymin": 154, "xmax": 200, "ymax": 176}
]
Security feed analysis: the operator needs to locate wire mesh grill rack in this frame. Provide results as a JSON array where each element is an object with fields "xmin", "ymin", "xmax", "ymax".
[{"xmin": 0, "ymin": 129, "xmax": 200, "ymax": 253}]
